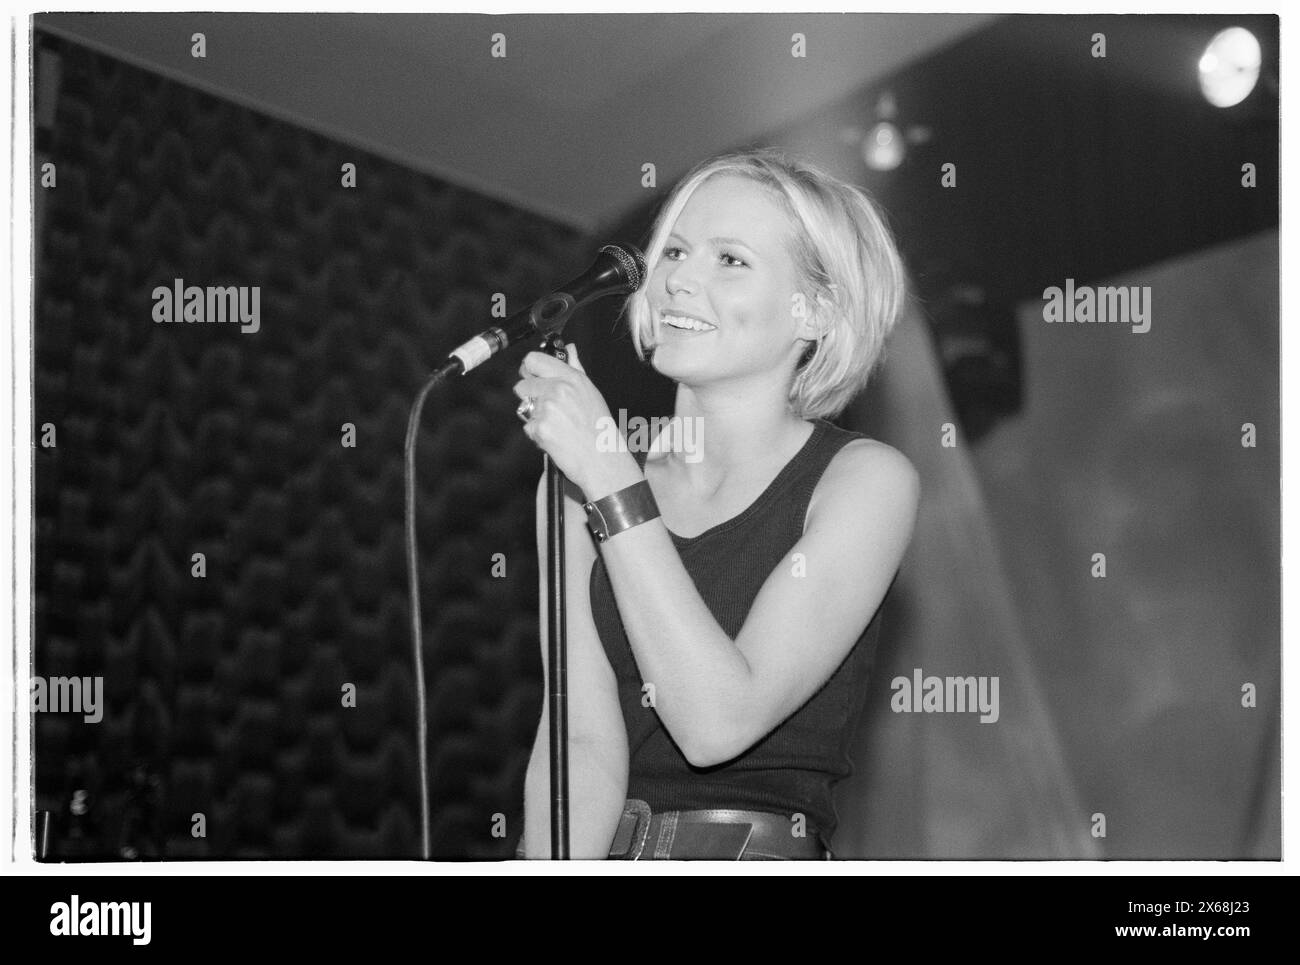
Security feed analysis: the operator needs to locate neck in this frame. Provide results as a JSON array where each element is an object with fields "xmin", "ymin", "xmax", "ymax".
[{"xmin": 662, "ymin": 383, "xmax": 812, "ymax": 492}]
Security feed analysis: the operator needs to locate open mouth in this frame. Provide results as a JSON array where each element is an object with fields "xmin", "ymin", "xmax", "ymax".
[{"xmin": 660, "ymin": 312, "xmax": 717, "ymax": 333}]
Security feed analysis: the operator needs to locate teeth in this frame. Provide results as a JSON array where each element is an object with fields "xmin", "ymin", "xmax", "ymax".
[{"xmin": 662, "ymin": 313, "xmax": 716, "ymax": 332}]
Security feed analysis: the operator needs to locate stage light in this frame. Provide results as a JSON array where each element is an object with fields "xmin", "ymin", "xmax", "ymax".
[
  {"xmin": 864, "ymin": 120, "xmax": 906, "ymax": 171},
  {"xmin": 845, "ymin": 91, "xmax": 932, "ymax": 173},
  {"xmin": 1198, "ymin": 27, "xmax": 1261, "ymax": 108}
]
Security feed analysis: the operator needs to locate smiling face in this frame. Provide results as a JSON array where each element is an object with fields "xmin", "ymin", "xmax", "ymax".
[{"xmin": 646, "ymin": 173, "xmax": 817, "ymax": 393}]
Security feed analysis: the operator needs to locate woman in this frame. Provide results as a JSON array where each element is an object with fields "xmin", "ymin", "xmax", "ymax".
[{"xmin": 515, "ymin": 147, "xmax": 919, "ymax": 859}]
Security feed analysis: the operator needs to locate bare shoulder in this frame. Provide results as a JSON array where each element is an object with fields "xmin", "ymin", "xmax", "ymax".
[{"xmin": 809, "ymin": 436, "xmax": 920, "ymax": 526}]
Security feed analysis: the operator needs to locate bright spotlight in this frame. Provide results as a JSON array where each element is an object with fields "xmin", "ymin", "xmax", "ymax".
[
  {"xmin": 863, "ymin": 121, "xmax": 905, "ymax": 172},
  {"xmin": 1198, "ymin": 27, "xmax": 1261, "ymax": 108}
]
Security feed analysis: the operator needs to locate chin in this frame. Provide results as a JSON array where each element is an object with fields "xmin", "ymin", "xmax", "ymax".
[{"xmin": 649, "ymin": 343, "xmax": 708, "ymax": 382}]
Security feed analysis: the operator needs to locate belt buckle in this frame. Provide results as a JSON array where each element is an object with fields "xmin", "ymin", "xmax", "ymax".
[{"xmin": 608, "ymin": 799, "xmax": 653, "ymax": 860}]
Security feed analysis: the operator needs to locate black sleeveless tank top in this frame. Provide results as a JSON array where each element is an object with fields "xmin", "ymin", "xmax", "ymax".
[{"xmin": 588, "ymin": 417, "xmax": 887, "ymax": 839}]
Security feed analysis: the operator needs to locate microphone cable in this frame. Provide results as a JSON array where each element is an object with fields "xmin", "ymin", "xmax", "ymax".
[{"xmin": 403, "ymin": 365, "xmax": 456, "ymax": 860}]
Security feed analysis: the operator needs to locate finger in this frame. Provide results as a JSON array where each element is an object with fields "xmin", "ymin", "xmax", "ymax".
[
  {"xmin": 520, "ymin": 350, "xmax": 573, "ymax": 379},
  {"xmin": 512, "ymin": 377, "xmax": 541, "ymax": 401},
  {"xmin": 566, "ymin": 343, "xmax": 585, "ymax": 372}
]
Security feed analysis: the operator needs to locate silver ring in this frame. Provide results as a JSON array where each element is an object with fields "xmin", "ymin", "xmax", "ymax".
[{"xmin": 516, "ymin": 396, "xmax": 536, "ymax": 422}]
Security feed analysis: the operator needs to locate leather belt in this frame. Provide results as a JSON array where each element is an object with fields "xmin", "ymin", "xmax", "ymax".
[{"xmin": 608, "ymin": 800, "xmax": 830, "ymax": 860}]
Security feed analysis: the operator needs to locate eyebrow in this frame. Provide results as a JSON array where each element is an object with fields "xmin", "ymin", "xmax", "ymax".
[{"xmin": 667, "ymin": 232, "xmax": 757, "ymax": 253}]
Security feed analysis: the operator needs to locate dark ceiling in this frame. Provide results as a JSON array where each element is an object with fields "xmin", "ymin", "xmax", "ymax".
[{"xmin": 857, "ymin": 13, "xmax": 1279, "ymax": 305}]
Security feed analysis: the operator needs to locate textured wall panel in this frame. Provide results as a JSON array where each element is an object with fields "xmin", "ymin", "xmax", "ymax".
[{"xmin": 33, "ymin": 33, "xmax": 590, "ymax": 859}]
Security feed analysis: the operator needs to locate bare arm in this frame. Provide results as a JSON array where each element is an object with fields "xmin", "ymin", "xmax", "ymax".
[
  {"xmin": 594, "ymin": 439, "xmax": 920, "ymax": 767},
  {"xmin": 521, "ymin": 470, "xmax": 629, "ymax": 858}
]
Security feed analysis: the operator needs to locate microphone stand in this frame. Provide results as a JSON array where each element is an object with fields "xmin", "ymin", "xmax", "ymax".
[
  {"xmin": 538, "ymin": 332, "xmax": 571, "ymax": 859},
  {"xmin": 407, "ymin": 242, "xmax": 645, "ymax": 861}
]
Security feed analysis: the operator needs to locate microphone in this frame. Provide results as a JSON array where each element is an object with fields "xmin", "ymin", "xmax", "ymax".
[{"xmin": 441, "ymin": 243, "xmax": 647, "ymax": 377}]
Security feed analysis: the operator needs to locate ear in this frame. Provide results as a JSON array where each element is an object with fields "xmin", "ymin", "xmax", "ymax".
[
  {"xmin": 795, "ymin": 299, "xmax": 830, "ymax": 341},
  {"xmin": 806, "ymin": 283, "xmax": 840, "ymax": 339},
  {"xmin": 796, "ymin": 315, "xmax": 827, "ymax": 340}
]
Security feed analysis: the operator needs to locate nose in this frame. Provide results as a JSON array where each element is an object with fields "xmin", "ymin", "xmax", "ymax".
[{"xmin": 662, "ymin": 248, "xmax": 701, "ymax": 296}]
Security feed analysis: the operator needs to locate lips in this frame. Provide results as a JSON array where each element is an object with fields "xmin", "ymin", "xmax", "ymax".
[{"xmin": 659, "ymin": 308, "xmax": 717, "ymax": 333}]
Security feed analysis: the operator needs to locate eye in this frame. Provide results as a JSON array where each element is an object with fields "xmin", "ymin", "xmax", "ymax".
[
  {"xmin": 662, "ymin": 246, "xmax": 685, "ymax": 260},
  {"xmin": 720, "ymin": 251, "xmax": 749, "ymax": 268}
]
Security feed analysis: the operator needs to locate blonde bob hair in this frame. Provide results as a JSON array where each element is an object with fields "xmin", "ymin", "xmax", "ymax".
[{"xmin": 625, "ymin": 147, "xmax": 907, "ymax": 420}]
